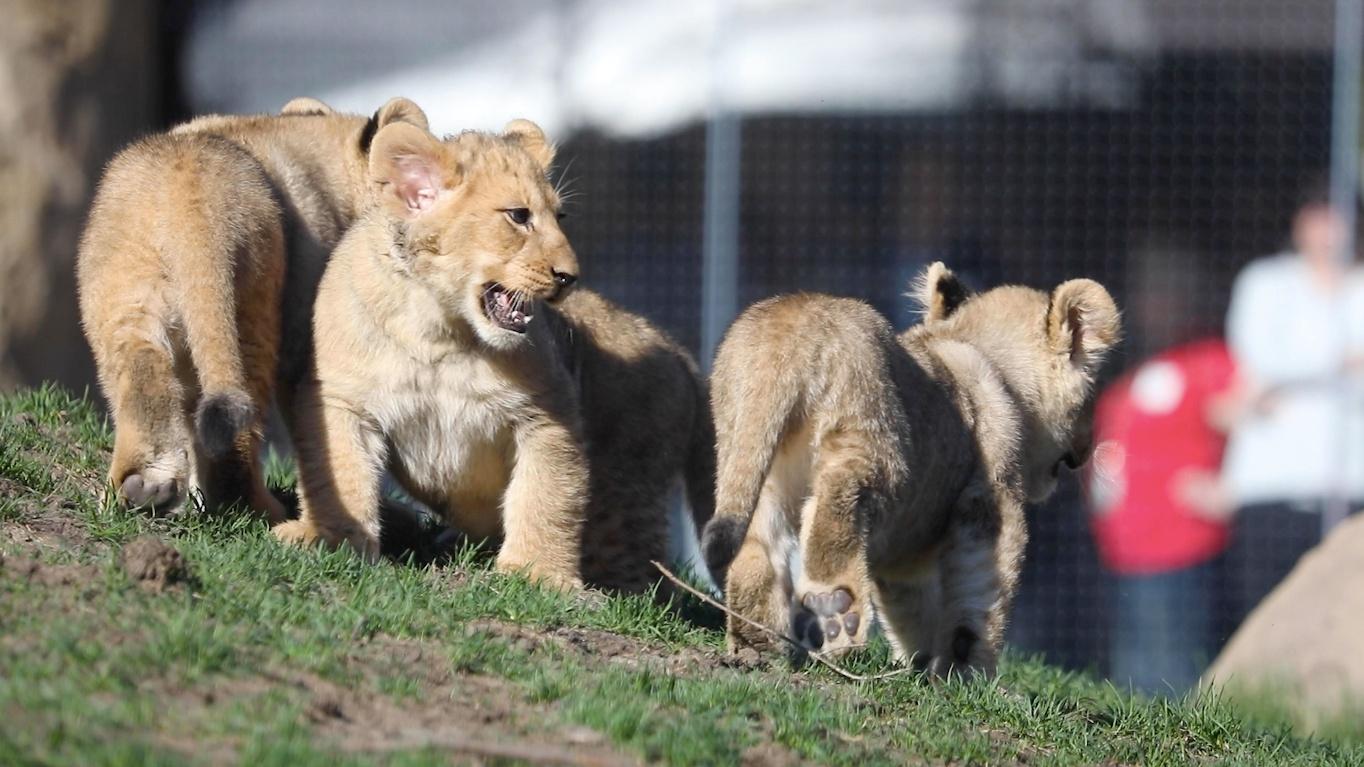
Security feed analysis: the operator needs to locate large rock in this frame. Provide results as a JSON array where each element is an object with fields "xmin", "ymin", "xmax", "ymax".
[
  {"xmin": 0, "ymin": 0, "xmax": 158, "ymax": 391},
  {"xmin": 1204, "ymin": 513, "xmax": 1364, "ymax": 727}
]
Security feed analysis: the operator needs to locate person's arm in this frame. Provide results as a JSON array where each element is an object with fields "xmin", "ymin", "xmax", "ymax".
[{"xmin": 1227, "ymin": 259, "xmax": 1347, "ymax": 386}]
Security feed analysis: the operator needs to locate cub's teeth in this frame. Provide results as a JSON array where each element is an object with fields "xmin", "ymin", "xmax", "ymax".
[{"xmin": 522, "ymin": 314, "xmax": 534, "ymax": 325}]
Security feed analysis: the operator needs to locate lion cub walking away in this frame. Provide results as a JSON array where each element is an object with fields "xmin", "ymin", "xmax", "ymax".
[
  {"xmin": 701, "ymin": 264, "xmax": 1120, "ymax": 676},
  {"xmin": 275, "ymin": 119, "xmax": 712, "ymax": 592},
  {"xmin": 77, "ymin": 97, "xmax": 429, "ymax": 519}
]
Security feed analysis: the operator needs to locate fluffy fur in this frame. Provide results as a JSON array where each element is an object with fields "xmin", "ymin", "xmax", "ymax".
[
  {"xmin": 77, "ymin": 97, "xmax": 429, "ymax": 518},
  {"xmin": 701, "ymin": 263, "xmax": 1120, "ymax": 676},
  {"xmin": 274, "ymin": 119, "xmax": 712, "ymax": 592}
]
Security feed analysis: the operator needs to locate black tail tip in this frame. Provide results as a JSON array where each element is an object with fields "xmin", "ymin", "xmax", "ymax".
[
  {"xmin": 700, "ymin": 516, "xmax": 746, "ymax": 586},
  {"xmin": 195, "ymin": 391, "xmax": 254, "ymax": 459}
]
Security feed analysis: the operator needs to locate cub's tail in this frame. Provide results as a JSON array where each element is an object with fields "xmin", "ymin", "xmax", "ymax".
[{"xmin": 699, "ymin": 328, "xmax": 800, "ymax": 588}]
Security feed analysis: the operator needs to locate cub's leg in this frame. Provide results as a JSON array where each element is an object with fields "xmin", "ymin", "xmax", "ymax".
[
  {"xmin": 194, "ymin": 234, "xmax": 287, "ymax": 523},
  {"xmin": 106, "ymin": 342, "xmax": 193, "ymax": 512},
  {"xmin": 497, "ymin": 411, "xmax": 590, "ymax": 591},
  {"xmin": 580, "ymin": 484, "xmax": 670, "ymax": 595},
  {"xmin": 871, "ymin": 570, "xmax": 941, "ymax": 671},
  {"xmin": 276, "ymin": 384, "xmax": 385, "ymax": 560},
  {"xmin": 724, "ymin": 479, "xmax": 798, "ymax": 655},
  {"xmin": 792, "ymin": 431, "xmax": 877, "ymax": 656},
  {"xmin": 929, "ymin": 491, "xmax": 1013, "ymax": 678},
  {"xmin": 578, "ymin": 416, "xmax": 678, "ymax": 594}
]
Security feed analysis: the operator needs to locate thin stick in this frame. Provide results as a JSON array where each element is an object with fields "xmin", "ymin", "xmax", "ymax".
[{"xmin": 651, "ymin": 561, "xmax": 914, "ymax": 683}]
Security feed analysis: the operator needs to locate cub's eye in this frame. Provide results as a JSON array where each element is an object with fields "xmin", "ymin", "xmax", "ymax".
[{"xmin": 503, "ymin": 208, "xmax": 531, "ymax": 226}]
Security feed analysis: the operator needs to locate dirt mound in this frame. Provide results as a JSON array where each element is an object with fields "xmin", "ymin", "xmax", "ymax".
[
  {"xmin": 120, "ymin": 536, "xmax": 190, "ymax": 593},
  {"xmin": 1205, "ymin": 513, "xmax": 1364, "ymax": 726}
]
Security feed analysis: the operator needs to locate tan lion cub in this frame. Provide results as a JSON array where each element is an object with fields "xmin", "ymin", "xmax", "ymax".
[
  {"xmin": 274, "ymin": 119, "xmax": 713, "ymax": 592},
  {"xmin": 701, "ymin": 264, "xmax": 1120, "ymax": 676},
  {"xmin": 78, "ymin": 97, "xmax": 428, "ymax": 519}
]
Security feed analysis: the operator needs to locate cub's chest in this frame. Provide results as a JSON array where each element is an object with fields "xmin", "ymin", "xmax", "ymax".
[{"xmin": 367, "ymin": 358, "xmax": 529, "ymax": 475}]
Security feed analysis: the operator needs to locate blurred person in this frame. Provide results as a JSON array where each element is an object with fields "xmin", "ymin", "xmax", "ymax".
[
  {"xmin": 1221, "ymin": 176, "xmax": 1364, "ymax": 629},
  {"xmin": 1088, "ymin": 243, "xmax": 1240, "ymax": 695}
]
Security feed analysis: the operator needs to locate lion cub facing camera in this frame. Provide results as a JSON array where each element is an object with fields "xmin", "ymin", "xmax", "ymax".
[
  {"xmin": 274, "ymin": 119, "xmax": 713, "ymax": 592},
  {"xmin": 701, "ymin": 264, "xmax": 1120, "ymax": 676}
]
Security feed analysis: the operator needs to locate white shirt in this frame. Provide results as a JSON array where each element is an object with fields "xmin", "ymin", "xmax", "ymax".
[{"xmin": 1222, "ymin": 253, "xmax": 1364, "ymax": 506}]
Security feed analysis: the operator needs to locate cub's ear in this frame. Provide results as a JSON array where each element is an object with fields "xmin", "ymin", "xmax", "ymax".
[
  {"xmin": 374, "ymin": 97, "xmax": 430, "ymax": 132},
  {"xmin": 1047, "ymin": 279, "xmax": 1122, "ymax": 374},
  {"xmin": 502, "ymin": 118, "xmax": 555, "ymax": 168},
  {"xmin": 369, "ymin": 122, "xmax": 450, "ymax": 215},
  {"xmin": 360, "ymin": 97, "xmax": 431, "ymax": 153},
  {"xmin": 912, "ymin": 261, "xmax": 972, "ymax": 322},
  {"xmin": 279, "ymin": 96, "xmax": 334, "ymax": 116}
]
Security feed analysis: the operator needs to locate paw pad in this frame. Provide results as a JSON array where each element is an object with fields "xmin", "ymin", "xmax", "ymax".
[
  {"xmin": 119, "ymin": 473, "xmax": 182, "ymax": 512},
  {"xmin": 793, "ymin": 586, "xmax": 863, "ymax": 654}
]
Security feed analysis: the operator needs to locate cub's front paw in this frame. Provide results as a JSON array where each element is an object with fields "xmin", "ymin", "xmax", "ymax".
[
  {"xmin": 495, "ymin": 557, "xmax": 584, "ymax": 593},
  {"xmin": 272, "ymin": 519, "xmax": 323, "ymax": 548},
  {"xmin": 272, "ymin": 519, "xmax": 380, "ymax": 562},
  {"xmin": 928, "ymin": 625, "xmax": 995, "ymax": 680},
  {"xmin": 792, "ymin": 584, "xmax": 868, "ymax": 656}
]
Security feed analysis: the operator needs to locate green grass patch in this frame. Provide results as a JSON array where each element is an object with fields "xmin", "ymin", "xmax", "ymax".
[{"xmin": 1, "ymin": 385, "xmax": 1361, "ymax": 765}]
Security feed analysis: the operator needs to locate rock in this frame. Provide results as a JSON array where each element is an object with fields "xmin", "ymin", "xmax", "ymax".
[{"xmin": 1204, "ymin": 513, "xmax": 1364, "ymax": 727}]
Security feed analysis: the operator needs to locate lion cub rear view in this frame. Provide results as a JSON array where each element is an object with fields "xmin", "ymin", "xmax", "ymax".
[
  {"xmin": 77, "ymin": 97, "xmax": 428, "ymax": 519},
  {"xmin": 702, "ymin": 264, "xmax": 1120, "ymax": 675},
  {"xmin": 274, "ymin": 119, "xmax": 712, "ymax": 592}
]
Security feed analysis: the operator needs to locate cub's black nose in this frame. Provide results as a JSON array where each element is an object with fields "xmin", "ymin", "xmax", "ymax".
[{"xmin": 552, "ymin": 269, "xmax": 577, "ymax": 288}]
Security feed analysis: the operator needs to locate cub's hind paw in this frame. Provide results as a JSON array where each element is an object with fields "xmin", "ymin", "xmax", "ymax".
[
  {"xmin": 792, "ymin": 585, "xmax": 866, "ymax": 655},
  {"xmin": 118, "ymin": 473, "xmax": 183, "ymax": 513}
]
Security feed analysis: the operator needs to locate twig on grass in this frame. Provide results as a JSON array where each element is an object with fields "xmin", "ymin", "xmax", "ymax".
[{"xmin": 651, "ymin": 560, "xmax": 914, "ymax": 683}]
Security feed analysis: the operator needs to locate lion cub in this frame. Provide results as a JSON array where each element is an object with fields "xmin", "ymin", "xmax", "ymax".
[
  {"xmin": 701, "ymin": 264, "xmax": 1120, "ymax": 675},
  {"xmin": 78, "ymin": 97, "xmax": 428, "ymax": 519},
  {"xmin": 274, "ymin": 119, "xmax": 712, "ymax": 592}
]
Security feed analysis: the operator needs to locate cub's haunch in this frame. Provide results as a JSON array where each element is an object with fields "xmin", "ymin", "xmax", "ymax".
[
  {"xmin": 275, "ymin": 119, "xmax": 712, "ymax": 592},
  {"xmin": 77, "ymin": 96, "xmax": 429, "ymax": 518},
  {"xmin": 701, "ymin": 263, "xmax": 1120, "ymax": 676}
]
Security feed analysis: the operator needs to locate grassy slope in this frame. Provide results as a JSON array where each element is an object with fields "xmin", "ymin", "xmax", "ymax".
[{"xmin": 1, "ymin": 385, "xmax": 1360, "ymax": 766}]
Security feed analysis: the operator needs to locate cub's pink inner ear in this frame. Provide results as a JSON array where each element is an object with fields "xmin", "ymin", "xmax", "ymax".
[{"xmin": 391, "ymin": 155, "xmax": 441, "ymax": 213}]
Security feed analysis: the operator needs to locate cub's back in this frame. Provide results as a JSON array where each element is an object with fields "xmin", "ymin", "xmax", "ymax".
[
  {"xmin": 712, "ymin": 293, "xmax": 906, "ymax": 426},
  {"xmin": 552, "ymin": 289, "xmax": 702, "ymax": 450},
  {"xmin": 78, "ymin": 132, "xmax": 282, "ymax": 332}
]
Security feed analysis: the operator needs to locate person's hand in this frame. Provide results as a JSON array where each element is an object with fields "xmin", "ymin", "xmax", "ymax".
[{"xmin": 1170, "ymin": 468, "xmax": 1236, "ymax": 522}]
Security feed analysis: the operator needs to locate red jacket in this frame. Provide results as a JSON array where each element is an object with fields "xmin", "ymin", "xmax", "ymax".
[{"xmin": 1088, "ymin": 339, "xmax": 1236, "ymax": 574}]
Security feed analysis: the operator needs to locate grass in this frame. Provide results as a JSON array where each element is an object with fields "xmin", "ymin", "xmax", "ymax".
[{"xmin": 1, "ymin": 384, "xmax": 1361, "ymax": 765}]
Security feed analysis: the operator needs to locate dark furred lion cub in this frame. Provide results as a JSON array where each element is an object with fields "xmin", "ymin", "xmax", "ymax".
[{"xmin": 701, "ymin": 263, "xmax": 1120, "ymax": 676}]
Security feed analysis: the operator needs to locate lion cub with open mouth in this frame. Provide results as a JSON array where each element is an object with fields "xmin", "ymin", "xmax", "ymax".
[
  {"xmin": 701, "ymin": 264, "xmax": 1119, "ymax": 676},
  {"xmin": 275, "ymin": 119, "xmax": 713, "ymax": 592}
]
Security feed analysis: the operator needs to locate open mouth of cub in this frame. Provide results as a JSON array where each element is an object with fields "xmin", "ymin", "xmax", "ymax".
[{"xmin": 482, "ymin": 283, "xmax": 533, "ymax": 334}]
